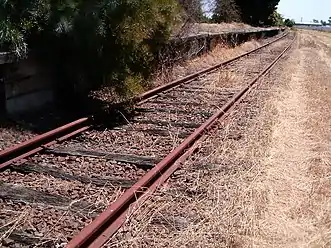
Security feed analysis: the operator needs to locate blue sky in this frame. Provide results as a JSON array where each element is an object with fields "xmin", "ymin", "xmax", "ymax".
[
  {"xmin": 278, "ymin": 0, "xmax": 331, "ymax": 22},
  {"xmin": 202, "ymin": 0, "xmax": 331, "ymax": 23}
]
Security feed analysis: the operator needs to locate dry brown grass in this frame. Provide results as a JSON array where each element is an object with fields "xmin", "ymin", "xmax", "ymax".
[
  {"xmin": 105, "ymin": 51, "xmax": 273, "ymax": 247},
  {"xmin": 154, "ymin": 38, "xmax": 263, "ymax": 88},
  {"xmin": 106, "ymin": 30, "xmax": 331, "ymax": 248},
  {"xmin": 244, "ymin": 30, "xmax": 331, "ymax": 248},
  {"xmin": 107, "ymin": 77, "xmax": 273, "ymax": 248}
]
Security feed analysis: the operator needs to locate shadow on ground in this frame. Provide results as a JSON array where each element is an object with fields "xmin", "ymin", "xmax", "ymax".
[{"xmin": 0, "ymin": 96, "xmax": 138, "ymax": 135}]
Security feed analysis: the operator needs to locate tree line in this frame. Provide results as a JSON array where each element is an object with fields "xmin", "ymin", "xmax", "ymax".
[
  {"xmin": 213, "ymin": 0, "xmax": 280, "ymax": 26},
  {"xmin": 320, "ymin": 17, "xmax": 331, "ymax": 26}
]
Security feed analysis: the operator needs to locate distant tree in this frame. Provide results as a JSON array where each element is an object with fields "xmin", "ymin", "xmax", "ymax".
[
  {"xmin": 234, "ymin": 0, "xmax": 280, "ymax": 26},
  {"xmin": 284, "ymin": 18, "xmax": 295, "ymax": 27},
  {"xmin": 213, "ymin": 0, "xmax": 241, "ymax": 23},
  {"xmin": 178, "ymin": 0, "xmax": 204, "ymax": 22},
  {"xmin": 329, "ymin": 17, "xmax": 331, "ymax": 25},
  {"xmin": 321, "ymin": 20, "xmax": 327, "ymax": 26},
  {"xmin": 269, "ymin": 11, "xmax": 284, "ymax": 26},
  {"xmin": 313, "ymin": 19, "xmax": 319, "ymax": 23}
]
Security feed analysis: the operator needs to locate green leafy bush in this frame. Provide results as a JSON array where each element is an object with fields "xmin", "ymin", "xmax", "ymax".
[
  {"xmin": 269, "ymin": 11, "xmax": 284, "ymax": 26},
  {"xmin": 0, "ymin": 0, "xmax": 50, "ymax": 56},
  {"xmin": 284, "ymin": 18, "xmax": 295, "ymax": 27},
  {"xmin": 47, "ymin": 0, "xmax": 180, "ymax": 98},
  {"xmin": 1, "ymin": 0, "xmax": 179, "ymax": 99}
]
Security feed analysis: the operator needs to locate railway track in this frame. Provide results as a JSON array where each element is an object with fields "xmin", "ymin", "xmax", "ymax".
[{"xmin": 0, "ymin": 32, "xmax": 295, "ymax": 248}]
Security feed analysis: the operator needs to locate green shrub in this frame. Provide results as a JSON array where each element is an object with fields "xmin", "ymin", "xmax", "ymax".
[
  {"xmin": 269, "ymin": 11, "xmax": 284, "ymax": 26},
  {"xmin": 1, "ymin": 0, "xmax": 179, "ymax": 99},
  {"xmin": 284, "ymin": 18, "xmax": 295, "ymax": 27},
  {"xmin": 47, "ymin": 0, "xmax": 180, "ymax": 98},
  {"xmin": 0, "ymin": 0, "xmax": 50, "ymax": 56}
]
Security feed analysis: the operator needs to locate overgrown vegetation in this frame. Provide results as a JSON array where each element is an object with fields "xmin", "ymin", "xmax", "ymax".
[
  {"xmin": 284, "ymin": 18, "xmax": 295, "ymax": 27},
  {"xmin": 0, "ymin": 1, "xmax": 49, "ymax": 56},
  {"xmin": 1, "ymin": 0, "xmax": 293, "ymax": 102},
  {"xmin": 48, "ymin": 0, "xmax": 179, "ymax": 98},
  {"xmin": 269, "ymin": 11, "xmax": 284, "ymax": 26},
  {"xmin": 1, "ymin": 0, "xmax": 179, "ymax": 99}
]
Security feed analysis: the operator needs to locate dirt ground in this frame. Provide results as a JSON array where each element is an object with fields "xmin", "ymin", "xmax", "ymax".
[{"xmin": 109, "ymin": 30, "xmax": 331, "ymax": 247}]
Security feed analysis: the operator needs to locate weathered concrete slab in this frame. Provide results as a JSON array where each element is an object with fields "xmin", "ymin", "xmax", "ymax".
[{"xmin": 162, "ymin": 27, "xmax": 285, "ymax": 65}]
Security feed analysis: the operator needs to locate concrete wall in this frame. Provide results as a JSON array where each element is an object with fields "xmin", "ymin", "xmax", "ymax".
[
  {"xmin": 160, "ymin": 28, "xmax": 284, "ymax": 66},
  {"xmin": 4, "ymin": 54, "xmax": 54, "ymax": 114}
]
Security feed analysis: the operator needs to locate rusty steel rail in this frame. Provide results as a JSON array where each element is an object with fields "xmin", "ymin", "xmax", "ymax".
[
  {"xmin": 67, "ymin": 35, "xmax": 296, "ymax": 248},
  {"xmin": 0, "ymin": 32, "xmax": 288, "ymax": 170},
  {"xmin": 0, "ymin": 118, "xmax": 90, "ymax": 170}
]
